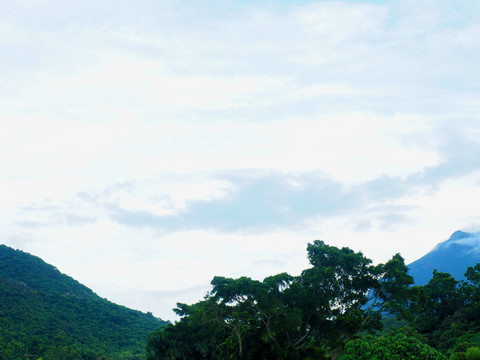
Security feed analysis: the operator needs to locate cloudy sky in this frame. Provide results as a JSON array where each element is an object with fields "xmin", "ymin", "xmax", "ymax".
[{"xmin": 2, "ymin": 0, "xmax": 480, "ymax": 321}]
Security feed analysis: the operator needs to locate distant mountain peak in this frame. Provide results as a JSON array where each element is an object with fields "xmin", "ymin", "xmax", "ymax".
[
  {"xmin": 449, "ymin": 230, "xmax": 472, "ymax": 241},
  {"xmin": 408, "ymin": 230, "xmax": 480, "ymax": 285},
  {"xmin": 436, "ymin": 230, "xmax": 480, "ymax": 251}
]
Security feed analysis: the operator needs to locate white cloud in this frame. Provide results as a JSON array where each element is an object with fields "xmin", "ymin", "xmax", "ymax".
[{"xmin": 2, "ymin": 0, "xmax": 480, "ymax": 321}]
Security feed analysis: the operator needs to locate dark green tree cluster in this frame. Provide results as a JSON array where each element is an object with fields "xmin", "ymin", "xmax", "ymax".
[
  {"xmin": 407, "ymin": 264, "xmax": 480, "ymax": 359},
  {"xmin": 342, "ymin": 263, "xmax": 480, "ymax": 360},
  {"xmin": 340, "ymin": 333, "xmax": 446, "ymax": 360},
  {"xmin": 0, "ymin": 245, "xmax": 167, "ymax": 360},
  {"xmin": 146, "ymin": 240, "xmax": 414, "ymax": 360}
]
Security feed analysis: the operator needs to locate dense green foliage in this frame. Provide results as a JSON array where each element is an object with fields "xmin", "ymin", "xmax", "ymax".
[
  {"xmin": 340, "ymin": 333, "xmax": 446, "ymax": 360},
  {"xmin": 0, "ymin": 245, "xmax": 167, "ymax": 360},
  {"xmin": 407, "ymin": 264, "xmax": 480, "ymax": 359},
  {"xmin": 146, "ymin": 240, "xmax": 413, "ymax": 360}
]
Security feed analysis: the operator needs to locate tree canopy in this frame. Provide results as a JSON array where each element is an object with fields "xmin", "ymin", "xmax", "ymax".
[
  {"xmin": 147, "ymin": 240, "xmax": 413, "ymax": 360},
  {"xmin": 406, "ymin": 263, "xmax": 480, "ymax": 358}
]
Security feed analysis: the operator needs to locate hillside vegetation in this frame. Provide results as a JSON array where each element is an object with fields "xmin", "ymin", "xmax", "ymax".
[{"xmin": 0, "ymin": 245, "xmax": 166, "ymax": 360}]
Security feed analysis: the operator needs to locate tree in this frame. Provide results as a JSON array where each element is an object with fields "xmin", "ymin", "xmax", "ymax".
[
  {"xmin": 340, "ymin": 333, "xmax": 446, "ymax": 360},
  {"xmin": 209, "ymin": 273, "xmax": 315, "ymax": 359},
  {"xmin": 299, "ymin": 241, "xmax": 413, "ymax": 358},
  {"xmin": 408, "ymin": 270, "xmax": 466, "ymax": 351},
  {"xmin": 146, "ymin": 300, "xmax": 226, "ymax": 360},
  {"xmin": 406, "ymin": 265, "xmax": 480, "ymax": 356},
  {"xmin": 146, "ymin": 240, "xmax": 414, "ymax": 360},
  {"xmin": 466, "ymin": 347, "xmax": 480, "ymax": 360}
]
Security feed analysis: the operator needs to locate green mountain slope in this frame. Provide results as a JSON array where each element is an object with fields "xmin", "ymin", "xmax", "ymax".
[{"xmin": 0, "ymin": 244, "xmax": 167, "ymax": 360}]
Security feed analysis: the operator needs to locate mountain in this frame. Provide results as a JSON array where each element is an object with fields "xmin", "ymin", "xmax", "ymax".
[
  {"xmin": 0, "ymin": 244, "xmax": 167, "ymax": 360},
  {"xmin": 408, "ymin": 230, "xmax": 480, "ymax": 285}
]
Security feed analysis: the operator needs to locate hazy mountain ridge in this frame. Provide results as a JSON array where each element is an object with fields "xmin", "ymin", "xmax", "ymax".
[
  {"xmin": 408, "ymin": 230, "xmax": 480, "ymax": 285},
  {"xmin": 0, "ymin": 244, "xmax": 166, "ymax": 360}
]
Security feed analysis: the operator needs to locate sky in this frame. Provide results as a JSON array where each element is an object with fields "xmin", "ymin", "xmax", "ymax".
[{"xmin": 2, "ymin": 0, "xmax": 480, "ymax": 321}]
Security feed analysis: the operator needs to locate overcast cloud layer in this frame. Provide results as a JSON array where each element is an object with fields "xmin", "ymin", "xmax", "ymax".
[{"xmin": 2, "ymin": 0, "xmax": 480, "ymax": 321}]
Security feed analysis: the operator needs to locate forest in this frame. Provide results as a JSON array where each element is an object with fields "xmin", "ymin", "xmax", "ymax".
[
  {"xmin": 146, "ymin": 240, "xmax": 480, "ymax": 360},
  {"xmin": 0, "ymin": 245, "xmax": 165, "ymax": 360}
]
